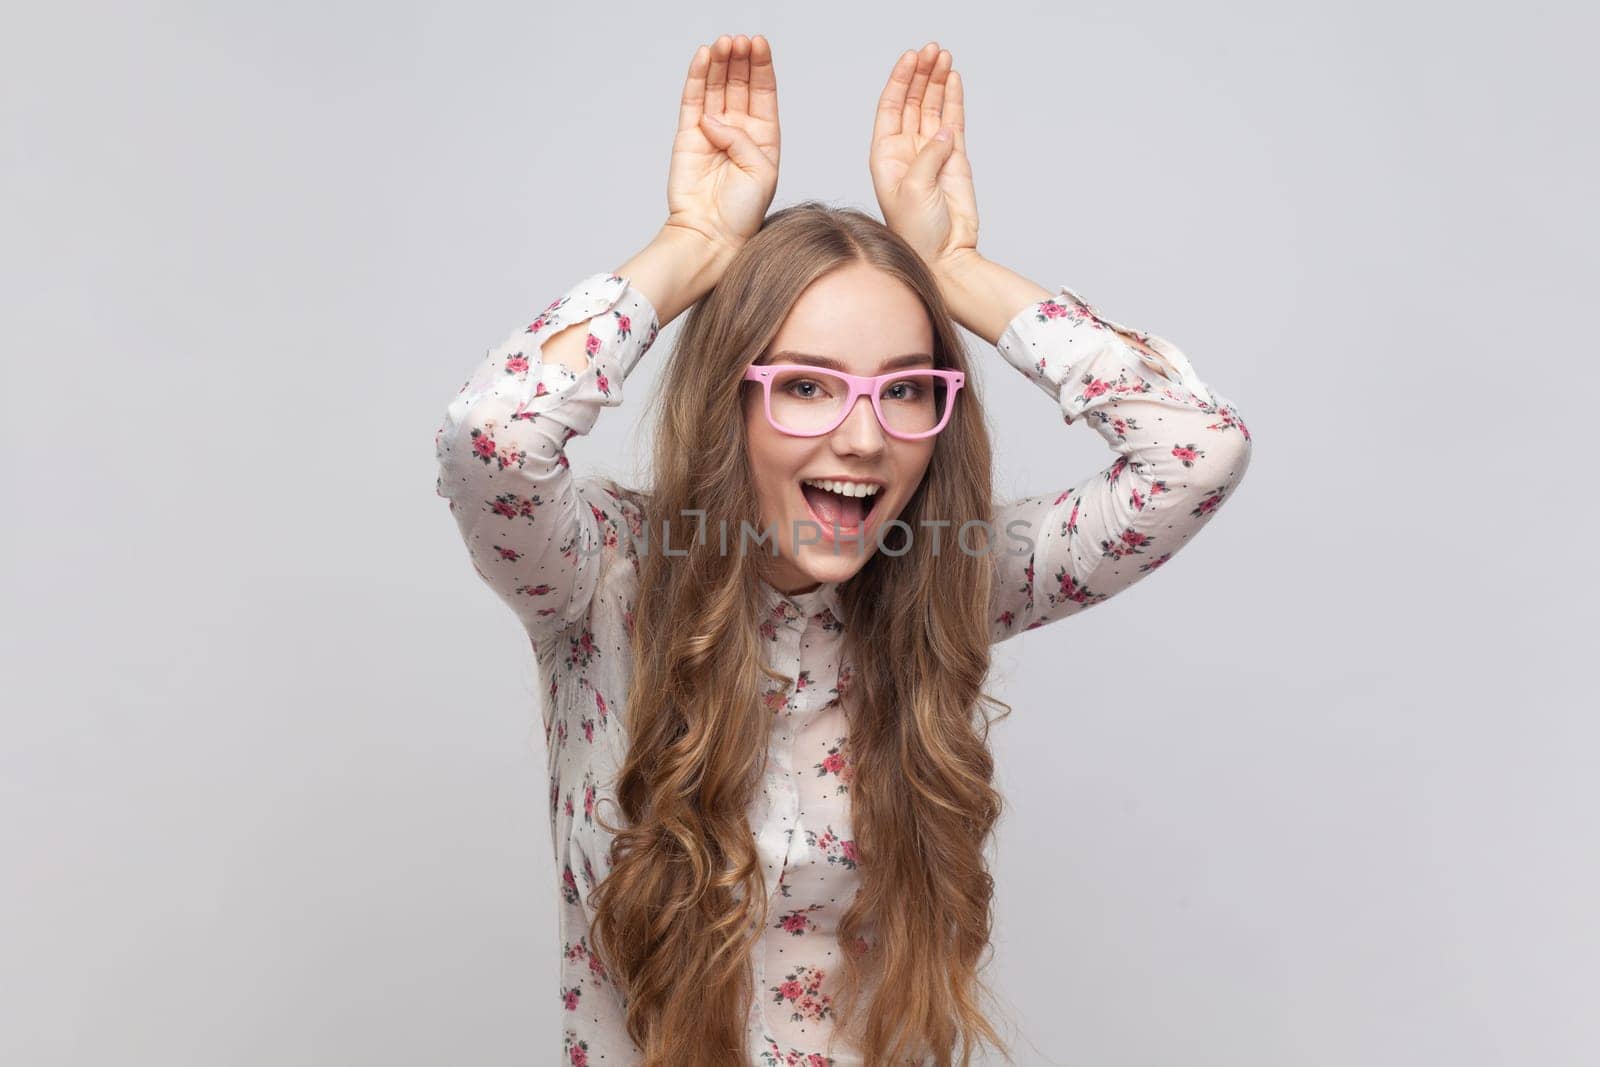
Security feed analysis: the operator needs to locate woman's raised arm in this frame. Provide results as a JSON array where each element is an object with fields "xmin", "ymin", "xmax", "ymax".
[
  {"xmin": 435, "ymin": 34, "xmax": 782, "ymax": 648},
  {"xmin": 869, "ymin": 43, "xmax": 1253, "ymax": 643}
]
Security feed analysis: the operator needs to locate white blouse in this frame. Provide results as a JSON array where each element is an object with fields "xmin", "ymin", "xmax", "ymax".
[{"xmin": 434, "ymin": 269, "xmax": 1252, "ymax": 1065}]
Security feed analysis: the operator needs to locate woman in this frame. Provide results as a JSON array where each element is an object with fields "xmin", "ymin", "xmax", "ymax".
[{"xmin": 434, "ymin": 35, "xmax": 1252, "ymax": 1067}]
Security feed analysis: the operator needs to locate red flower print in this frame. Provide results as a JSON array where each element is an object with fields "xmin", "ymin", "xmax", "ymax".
[
  {"xmin": 1099, "ymin": 526, "xmax": 1153, "ymax": 562},
  {"xmin": 815, "ymin": 738, "xmax": 854, "ymax": 794},
  {"xmin": 560, "ymin": 864, "xmax": 578, "ymax": 904},
  {"xmin": 1192, "ymin": 485, "xmax": 1228, "ymax": 517},
  {"xmin": 804, "ymin": 825, "xmax": 858, "ymax": 869},
  {"xmin": 1079, "ymin": 375, "xmax": 1111, "ymax": 402},
  {"xmin": 769, "ymin": 965, "xmax": 833, "ymax": 1022},
  {"xmin": 488, "ymin": 491, "xmax": 539, "ymax": 521},
  {"xmin": 1050, "ymin": 565, "xmax": 1108, "ymax": 609},
  {"xmin": 776, "ymin": 903, "xmax": 823, "ymax": 935},
  {"xmin": 1133, "ymin": 552, "xmax": 1171, "ymax": 574},
  {"xmin": 566, "ymin": 627, "xmax": 599, "ymax": 669},
  {"xmin": 834, "ymin": 663, "xmax": 856, "ymax": 700}
]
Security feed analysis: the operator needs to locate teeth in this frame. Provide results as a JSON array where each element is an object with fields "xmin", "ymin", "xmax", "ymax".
[{"xmin": 802, "ymin": 478, "xmax": 881, "ymax": 498}]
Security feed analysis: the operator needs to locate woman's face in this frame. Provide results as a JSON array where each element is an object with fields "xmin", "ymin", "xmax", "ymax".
[{"xmin": 742, "ymin": 261, "xmax": 939, "ymax": 594}]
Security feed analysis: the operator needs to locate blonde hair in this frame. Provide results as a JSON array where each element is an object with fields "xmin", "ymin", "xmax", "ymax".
[{"xmin": 589, "ymin": 201, "xmax": 1016, "ymax": 1066}]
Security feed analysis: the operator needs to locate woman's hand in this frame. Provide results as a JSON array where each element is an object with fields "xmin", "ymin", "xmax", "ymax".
[
  {"xmin": 664, "ymin": 34, "xmax": 781, "ymax": 265},
  {"xmin": 868, "ymin": 42, "xmax": 979, "ymax": 274}
]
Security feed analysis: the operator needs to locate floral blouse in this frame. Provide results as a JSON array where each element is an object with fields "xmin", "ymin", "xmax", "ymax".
[{"xmin": 434, "ymin": 269, "xmax": 1252, "ymax": 1066}]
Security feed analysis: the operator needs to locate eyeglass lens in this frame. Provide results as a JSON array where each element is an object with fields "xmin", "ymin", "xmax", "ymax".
[{"xmin": 766, "ymin": 369, "xmax": 950, "ymax": 435}]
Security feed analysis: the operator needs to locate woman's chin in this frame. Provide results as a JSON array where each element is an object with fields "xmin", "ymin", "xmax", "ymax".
[{"xmin": 795, "ymin": 543, "xmax": 873, "ymax": 582}]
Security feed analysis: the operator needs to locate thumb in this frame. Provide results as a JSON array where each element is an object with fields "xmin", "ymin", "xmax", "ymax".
[
  {"xmin": 904, "ymin": 127, "xmax": 958, "ymax": 190},
  {"xmin": 699, "ymin": 113, "xmax": 770, "ymax": 174}
]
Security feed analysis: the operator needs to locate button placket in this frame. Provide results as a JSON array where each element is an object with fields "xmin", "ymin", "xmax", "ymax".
[{"xmin": 750, "ymin": 613, "xmax": 807, "ymax": 1060}]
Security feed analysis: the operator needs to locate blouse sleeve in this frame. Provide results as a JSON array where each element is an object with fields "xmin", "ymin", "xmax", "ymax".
[
  {"xmin": 986, "ymin": 285, "xmax": 1253, "ymax": 644},
  {"xmin": 434, "ymin": 271, "xmax": 660, "ymax": 648}
]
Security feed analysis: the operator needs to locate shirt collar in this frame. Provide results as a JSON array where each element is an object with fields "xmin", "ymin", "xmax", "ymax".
[{"xmin": 757, "ymin": 574, "xmax": 844, "ymax": 631}]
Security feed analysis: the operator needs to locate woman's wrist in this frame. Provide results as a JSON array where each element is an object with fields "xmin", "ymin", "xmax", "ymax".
[
  {"xmin": 932, "ymin": 250, "xmax": 1051, "ymax": 347},
  {"xmin": 617, "ymin": 224, "xmax": 742, "ymax": 327}
]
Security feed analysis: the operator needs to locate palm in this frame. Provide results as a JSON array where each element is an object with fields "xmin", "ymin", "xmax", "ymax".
[
  {"xmin": 868, "ymin": 43, "xmax": 979, "ymax": 265},
  {"xmin": 666, "ymin": 35, "xmax": 780, "ymax": 252}
]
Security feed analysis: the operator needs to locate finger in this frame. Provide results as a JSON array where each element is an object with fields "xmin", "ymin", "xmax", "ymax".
[
  {"xmin": 726, "ymin": 34, "xmax": 751, "ymax": 115},
  {"xmin": 872, "ymin": 50, "xmax": 917, "ymax": 141},
  {"xmin": 700, "ymin": 112, "xmax": 774, "ymax": 176},
  {"xmin": 901, "ymin": 41, "xmax": 939, "ymax": 138},
  {"xmin": 906, "ymin": 126, "xmax": 958, "ymax": 190},
  {"xmin": 748, "ymin": 34, "xmax": 778, "ymax": 123},
  {"xmin": 928, "ymin": 50, "xmax": 947, "ymax": 139},
  {"xmin": 706, "ymin": 34, "xmax": 731, "ymax": 116},
  {"xmin": 677, "ymin": 44, "xmax": 711, "ymax": 134},
  {"xmin": 946, "ymin": 69, "xmax": 967, "ymax": 156},
  {"xmin": 922, "ymin": 50, "xmax": 952, "ymax": 138}
]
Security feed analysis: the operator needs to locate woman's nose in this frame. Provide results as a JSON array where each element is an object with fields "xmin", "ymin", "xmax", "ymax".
[{"xmin": 833, "ymin": 393, "xmax": 887, "ymax": 451}]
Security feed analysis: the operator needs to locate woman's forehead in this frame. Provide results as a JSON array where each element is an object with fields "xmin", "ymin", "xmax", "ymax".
[{"xmin": 769, "ymin": 266, "xmax": 934, "ymax": 367}]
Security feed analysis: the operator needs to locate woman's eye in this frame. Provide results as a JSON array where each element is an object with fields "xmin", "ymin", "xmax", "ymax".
[{"xmin": 885, "ymin": 381, "xmax": 922, "ymax": 401}]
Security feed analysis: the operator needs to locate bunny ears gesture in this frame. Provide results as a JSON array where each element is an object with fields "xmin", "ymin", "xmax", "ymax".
[
  {"xmin": 662, "ymin": 37, "xmax": 978, "ymax": 273},
  {"xmin": 869, "ymin": 42, "xmax": 981, "ymax": 271},
  {"xmin": 665, "ymin": 35, "xmax": 782, "ymax": 256}
]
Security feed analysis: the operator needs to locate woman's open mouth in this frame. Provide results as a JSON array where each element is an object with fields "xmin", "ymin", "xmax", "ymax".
[{"xmin": 798, "ymin": 477, "xmax": 883, "ymax": 539}]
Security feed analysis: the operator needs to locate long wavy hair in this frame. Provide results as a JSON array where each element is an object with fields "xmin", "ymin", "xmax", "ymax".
[{"xmin": 587, "ymin": 201, "xmax": 1017, "ymax": 1066}]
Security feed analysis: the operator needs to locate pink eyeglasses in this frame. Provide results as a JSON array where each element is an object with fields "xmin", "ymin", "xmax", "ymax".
[{"xmin": 742, "ymin": 363, "xmax": 966, "ymax": 440}]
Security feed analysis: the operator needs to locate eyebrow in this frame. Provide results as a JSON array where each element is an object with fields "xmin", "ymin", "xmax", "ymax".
[{"xmin": 762, "ymin": 350, "xmax": 936, "ymax": 372}]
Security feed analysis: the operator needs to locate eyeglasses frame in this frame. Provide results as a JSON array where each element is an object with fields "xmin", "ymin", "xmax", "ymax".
[{"xmin": 741, "ymin": 363, "xmax": 966, "ymax": 440}]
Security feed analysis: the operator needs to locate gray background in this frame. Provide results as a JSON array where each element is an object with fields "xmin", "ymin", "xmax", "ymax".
[{"xmin": 5, "ymin": 1, "xmax": 1595, "ymax": 1064}]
